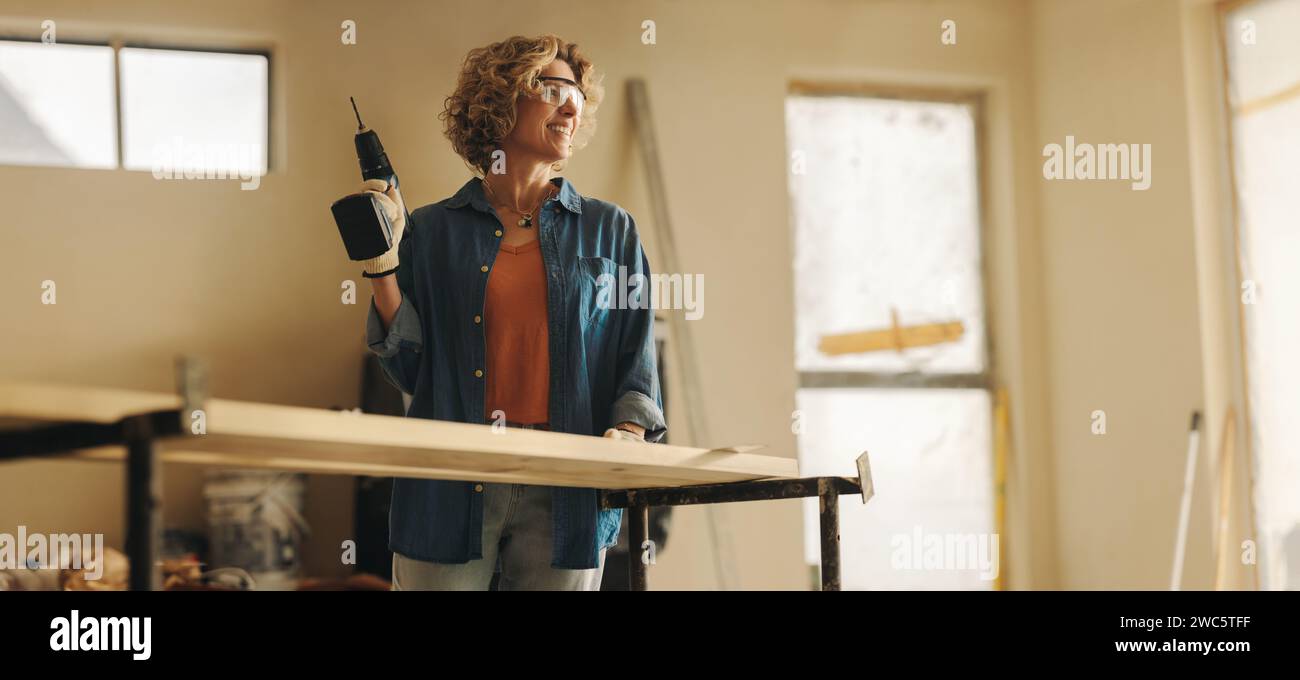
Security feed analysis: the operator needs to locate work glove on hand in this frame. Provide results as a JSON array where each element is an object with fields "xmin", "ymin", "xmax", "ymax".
[
  {"xmin": 360, "ymin": 179, "xmax": 407, "ymax": 278},
  {"xmin": 603, "ymin": 427, "xmax": 646, "ymax": 443}
]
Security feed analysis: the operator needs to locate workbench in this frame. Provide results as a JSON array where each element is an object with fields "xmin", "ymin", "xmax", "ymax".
[{"xmin": 0, "ymin": 363, "xmax": 872, "ymax": 590}]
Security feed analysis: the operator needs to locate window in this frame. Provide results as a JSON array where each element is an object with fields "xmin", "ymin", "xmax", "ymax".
[
  {"xmin": 786, "ymin": 88, "xmax": 996, "ymax": 590},
  {"xmin": 1222, "ymin": 0, "xmax": 1300, "ymax": 591},
  {"xmin": 0, "ymin": 39, "xmax": 268, "ymax": 175},
  {"xmin": 0, "ymin": 40, "xmax": 117, "ymax": 168},
  {"xmin": 120, "ymin": 47, "xmax": 268, "ymax": 175}
]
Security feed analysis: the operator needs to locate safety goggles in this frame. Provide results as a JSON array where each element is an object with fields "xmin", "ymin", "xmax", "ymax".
[{"xmin": 536, "ymin": 76, "xmax": 585, "ymax": 115}]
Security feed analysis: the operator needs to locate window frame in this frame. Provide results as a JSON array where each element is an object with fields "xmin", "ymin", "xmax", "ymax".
[
  {"xmin": 785, "ymin": 82, "xmax": 1002, "ymax": 590},
  {"xmin": 785, "ymin": 81, "xmax": 998, "ymax": 392},
  {"xmin": 0, "ymin": 35, "xmax": 272, "ymax": 172}
]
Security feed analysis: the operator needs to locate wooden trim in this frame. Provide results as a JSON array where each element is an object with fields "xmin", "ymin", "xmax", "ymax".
[
  {"xmin": 1215, "ymin": 0, "xmax": 1262, "ymax": 590},
  {"xmin": 799, "ymin": 372, "xmax": 989, "ymax": 390},
  {"xmin": 1214, "ymin": 408, "xmax": 1238, "ymax": 590},
  {"xmin": 1218, "ymin": 0, "xmax": 1256, "ymax": 15},
  {"xmin": 993, "ymin": 388, "xmax": 1009, "ymax": 591},
  {"xmin": 1235, "ymin": 78, "xmax": 1300, "ymax": 116},
  {"xmin": 788, "ymin": 79, "xmax": 982, "ymax": 105}
]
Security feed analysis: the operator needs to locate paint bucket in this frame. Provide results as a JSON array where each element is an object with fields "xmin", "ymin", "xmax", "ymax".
[{"xmin": 203, "ymin": 470, "xmax": 309, "ymax": 591}]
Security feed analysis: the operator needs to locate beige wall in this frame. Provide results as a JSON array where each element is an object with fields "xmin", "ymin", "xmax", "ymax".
[
  {"xmin": 0, "ymin": 0, "xmax": 1250, "ymax": 589},
  {"xmin": 1027, "ymin": 0, "xmax": 1247, "ymax": 589}
]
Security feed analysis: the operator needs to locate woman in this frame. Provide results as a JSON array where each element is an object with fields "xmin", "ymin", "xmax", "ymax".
[{"xmin": 348, "ymin": 35, "xmax": 666, "ymax": 591}]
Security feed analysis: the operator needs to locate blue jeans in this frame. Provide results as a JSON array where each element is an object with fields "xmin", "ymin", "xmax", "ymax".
[{"xmin": 391, "ymin": 482, "xmax": 607, "ymax": 591}]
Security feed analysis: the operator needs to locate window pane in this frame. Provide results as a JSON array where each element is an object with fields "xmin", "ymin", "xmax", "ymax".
[
  {"xmin": 120, "ymin": 48, "xmax": 268, "ymax": 176},
  {"xmin": 1224, "ymin": 0, "xmax": 1300, "ymax": 104},
  {"xmin": 786, "ymin": 96, "xmax": 986, "ymax": 373},
  {"xmin": 1226, "ymin": 0, "xmax": 1300, "ymax": 591},
  {"xmin": 797, "ymin": 388, "xmax": 995, "ymax": 589},
  {"xmin": 0, "ymin": 40, "xmax": 117, "ymax": 168}
]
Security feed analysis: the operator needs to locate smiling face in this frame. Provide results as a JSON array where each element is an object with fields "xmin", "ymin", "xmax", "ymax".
[{"xmin": 503, "ymin": 59, "xmax": 581, "ymax": 167}]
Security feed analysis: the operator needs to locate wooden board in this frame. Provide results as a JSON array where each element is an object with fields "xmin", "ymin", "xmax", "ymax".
[{"xmin": 0, "ymin": 381, "xmax": 797, "ymax": 489}]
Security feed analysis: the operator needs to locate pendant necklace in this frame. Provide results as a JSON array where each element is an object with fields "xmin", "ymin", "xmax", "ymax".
[{"xmin": 484, "ymin": 178, "xmax": 555, "ymax": 229}]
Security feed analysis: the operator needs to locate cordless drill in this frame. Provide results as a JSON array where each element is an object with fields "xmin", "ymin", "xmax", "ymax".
[{"xmin": 330, "ymin": 97, "xmax": 406, "ymax": 261}]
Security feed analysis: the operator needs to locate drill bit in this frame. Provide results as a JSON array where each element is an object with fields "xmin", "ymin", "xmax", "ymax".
[{"xmin": 350, "ymin": 96, "xmax": 365, "ymax": 131}]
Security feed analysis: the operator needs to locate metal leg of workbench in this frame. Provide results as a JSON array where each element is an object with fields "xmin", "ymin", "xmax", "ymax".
[
  {"xmin": 628, "ymin": 501, "xmax": 648, "ymax": 591},
  {"xmin": 818, "ymin": 479, "xmax": 841, "ymax": 591},
  {"xmin": 124, "ymin": 415, "xmax": 162, "ymax": 591},
  {"xmin": 600, "ymin": 476, "xmax": 865, "ymax": 591}
]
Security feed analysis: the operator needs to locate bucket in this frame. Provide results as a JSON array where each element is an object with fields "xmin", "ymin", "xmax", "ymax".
[{"xmin": 203, "ymin": 470, "xmax": 309, "ymax": 591}]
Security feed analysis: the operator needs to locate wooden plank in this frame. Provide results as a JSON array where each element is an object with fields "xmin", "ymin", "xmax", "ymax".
[
  {"xmin": 0, "ymin": 381, "xmax": 180, "ymax": 427},
  {"xmin": 1214, "ymin": 408, "xmax": 1237, "ymax": 590},
  {"xmin": 0, "ymin": 382, "xmax": 797, "ymax": 489},
  {"xmin": 819, "ymin": 321, "xmax": 965, "ymax": 356}
]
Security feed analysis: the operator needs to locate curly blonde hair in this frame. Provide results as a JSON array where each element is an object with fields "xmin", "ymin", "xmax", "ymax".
[{"xmin": 440, "ymin": 35, "xmax": 604, "ymax": 175}]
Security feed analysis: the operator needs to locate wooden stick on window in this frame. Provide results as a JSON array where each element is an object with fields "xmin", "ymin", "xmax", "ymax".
[{"xmin": 818, "ymin": 307, "xmax": 965, "ymax": 356}]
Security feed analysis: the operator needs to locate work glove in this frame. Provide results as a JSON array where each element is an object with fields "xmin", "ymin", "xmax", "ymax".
[
  {"xmin": 359, "ymin": 179, "xmax": 407, "ymax": 278},
  {"xmin": 603, "ymin": 427, "xmax": 646, "ymax": 443}
]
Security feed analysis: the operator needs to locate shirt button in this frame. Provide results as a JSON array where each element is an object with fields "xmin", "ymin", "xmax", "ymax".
[
  {"xmin": 474, "ymin": 369, "xmax": 483, "ymax": 378},
  {"xmin": 494, "ymin": 229, "xmax": 503, "ymax": 237},
  {"xmin": 474, "ymin": 315, "xmax": 482, "ymax": 324},
  {"xmin": 480, "ymin": 265, "xmax": 489, "ymax": 273},
  {"xmin": 474, "ymin": 483, "xmax": 484, "ymax": 492}
]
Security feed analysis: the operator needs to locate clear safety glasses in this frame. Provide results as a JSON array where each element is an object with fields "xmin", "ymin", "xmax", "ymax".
[{"xmin": 536, "ymin": 76, "xmax": 585, "ymax": 115}]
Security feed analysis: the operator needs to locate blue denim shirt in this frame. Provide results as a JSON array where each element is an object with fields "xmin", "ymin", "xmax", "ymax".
[{"xmin": 365, "ymin": 176, "xmax": 667, "ymax": 569}]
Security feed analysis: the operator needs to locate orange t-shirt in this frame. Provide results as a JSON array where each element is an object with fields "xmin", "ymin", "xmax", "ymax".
[{"xmin": 483, "ymin": 239, "xmax": 550, "ymax": 425}]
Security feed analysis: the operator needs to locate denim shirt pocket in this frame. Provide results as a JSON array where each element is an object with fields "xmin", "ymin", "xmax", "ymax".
[{"xmin": 577, "ymin": 255, "xmax": 617, "ymax": 328}]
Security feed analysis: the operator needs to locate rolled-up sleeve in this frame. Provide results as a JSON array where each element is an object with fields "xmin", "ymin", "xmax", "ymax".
[
  {"xmin": 611, "ymin": 210, "xmax": 667, "ymax": 443},
  {"xmin": 364, "ymin": 234, "xmax": 423, "ymax": 395},
  {"xmin": 366, "ymin": 293, "xmax": 421, "ymax": 357},
  {"xmin": 611, "ymin": 390, "xmax": 666, "ymax": 442}
]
